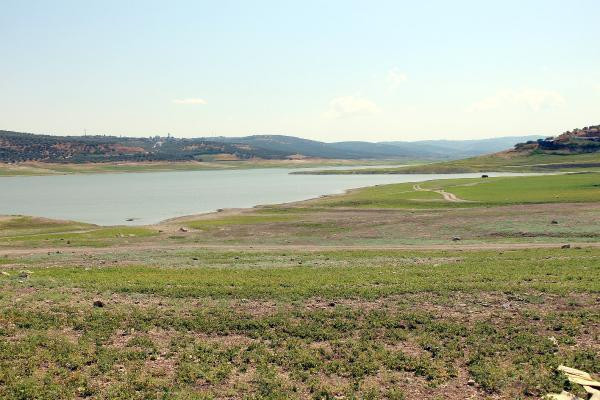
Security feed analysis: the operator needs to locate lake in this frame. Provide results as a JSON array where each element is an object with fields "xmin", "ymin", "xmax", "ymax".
[{"xmin": 0, "ymin": 168, "xmax": 534, "ymax": 225}]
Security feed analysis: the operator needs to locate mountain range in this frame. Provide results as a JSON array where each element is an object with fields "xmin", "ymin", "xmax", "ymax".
[{"xmin": 0, "ymin": 129, "xmax": 544, "ymax": 163}]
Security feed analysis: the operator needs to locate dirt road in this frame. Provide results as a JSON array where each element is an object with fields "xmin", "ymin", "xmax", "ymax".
[
  {"xmin": 1, "ymin": 242, "xmax": 597, "ymax": 257},
  {"xmin": 412, "ymin": 184, "xmax": 469, "ymax": 202}
]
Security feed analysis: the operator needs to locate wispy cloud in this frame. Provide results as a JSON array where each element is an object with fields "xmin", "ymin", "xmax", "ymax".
[
  {"xmin": 387, "ymin": 68, "xmax": 407, "ymax": 89},
  {"xmin": 324, "ymin": 95, "xmax": 380, "ymax": 119},
  {"xmin": 172, "ymin": 98, "xmax": 207, "ymax": 105},
  {"xmin": 467, "ymin": 89, "xmax": 565, "ymax": 112}
]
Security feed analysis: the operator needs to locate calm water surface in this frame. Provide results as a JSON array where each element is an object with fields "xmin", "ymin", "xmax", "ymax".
[{"xmin": 1, "ymin": 168, "xmax": 533, "ymax": 225}]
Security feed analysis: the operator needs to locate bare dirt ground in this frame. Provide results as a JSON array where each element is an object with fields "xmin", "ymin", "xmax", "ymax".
[
  {"xmin": 2, "ymin": 241, "xmax": 600, "ymax": 257},
  {"xmin": 2, "ymin": 202, "xmax": 599, "ymax": 255}
]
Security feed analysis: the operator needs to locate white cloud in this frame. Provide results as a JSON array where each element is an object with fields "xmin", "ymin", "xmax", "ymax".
[
  {"xmin": 172, "ymin": 98, "xmax": 207, "ymax": 105},
  {"xmin": 387, "ymin": 68, "xmax": 407, "ymax": 89},
  {"xmin": 468, "ymin": 89, "xmax": 565, "ymax": 112},
  {"xmin": 324, "ymin": 95, "xmax": 380, "ymax": 119}
]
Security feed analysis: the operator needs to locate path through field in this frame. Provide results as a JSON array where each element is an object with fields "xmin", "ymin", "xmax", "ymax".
[
  {"xmin": 412, "ymin": 184, "xmax": 469, "ymax": 202},
  {"xmin": 1, "ymin": 241, "xmax": 597, "ymax": 257}
]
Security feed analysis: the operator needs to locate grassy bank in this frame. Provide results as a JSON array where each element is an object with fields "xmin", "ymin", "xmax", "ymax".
[
  {"xmin": 300, "ymin": 172, "xmax": 600, "ymax": 209},
  {"xmin": 294, "ymin": 152, "xmax": 600, "ymax": 175}
]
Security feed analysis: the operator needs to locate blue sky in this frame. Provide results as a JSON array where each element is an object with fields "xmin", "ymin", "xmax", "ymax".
[{"xmin": 1, "ymin": 0, "xmax": 599, "ymax": 141}]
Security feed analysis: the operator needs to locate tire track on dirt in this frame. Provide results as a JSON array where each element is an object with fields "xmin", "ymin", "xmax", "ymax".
[{"xmin": 413, "ymin": 184, "xmax": 470, "ymax": 202}]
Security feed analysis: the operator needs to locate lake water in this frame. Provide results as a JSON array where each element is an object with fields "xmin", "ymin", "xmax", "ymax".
[{"xmin": 0, "ymin": 168, "xmax": 534, "ymax": 226}]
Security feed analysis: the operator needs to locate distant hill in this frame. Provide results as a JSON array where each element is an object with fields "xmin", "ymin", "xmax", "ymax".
[
  {"xmin": 207, "ymin": 134, "xmax": 545, "ymax": 160},
  {"xmin": 0, "ymin": 131, "xmax": 291, "ymax": 163},
  {"xmin": 381, "ymin": 136, "xmax": 545, "ymax": 159},
  {"xmin": 296, "ymin": 124, "xmax": 600, "ymax": 174},
  {"xmin": 0, "ymin": 129, "xmax": 545, "ymax": 163}
]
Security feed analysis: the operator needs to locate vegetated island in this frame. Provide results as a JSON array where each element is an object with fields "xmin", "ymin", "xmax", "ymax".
[{"xmin": 294, "ymin": 125, "xmax": 600, "ymax": 174}]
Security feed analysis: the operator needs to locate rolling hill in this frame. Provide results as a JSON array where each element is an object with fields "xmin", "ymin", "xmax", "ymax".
[
  {"xmin": 294, "ymin": 125, "xmax": 600, "ymax": 174},
  {"xmin": 0, "ymin": 129, "xmax": 544, "ymax": 163}
]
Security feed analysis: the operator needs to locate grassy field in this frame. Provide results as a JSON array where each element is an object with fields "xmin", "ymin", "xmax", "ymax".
[
  {"xmin": 304, "ymin": 172, "xmax": 600, "ymax": 209},
  {"xmin": 296, "ymin": 152, "xmax": 600, "ymax": 175},
  {"xmin": 0, "ymin": 248, "xmax": 598, "ymax": 399},
  {"xmin": 1, "ymin": 172, "xmax": 599, "ymax": 399}
]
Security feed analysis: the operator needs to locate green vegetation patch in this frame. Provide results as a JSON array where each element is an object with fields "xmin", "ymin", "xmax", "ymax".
[
  {"xmin": 430, "ymin": 173, "xmax": 600, "ymax": 204},
  {"xmin": 306, "ymin": 173, "xmax": 600, "ymax": 209},
  {"xmin": 185, "ymin": 214, "xmax": 297, "ymax": 229},
  {"xmin": 0, "ymin": 216, "xmax": 94, "ymax": 237},
  {"xmin": 2, "ymin": 226, "xmax": 158, "ymax": 247},
  {"xmin": 0, "ymin": 247, "xmax": 598, "ymax": 398},
  {"xmin": 298, "ymin": 152, "xmax": 600, "ymax": 175},
  {"xmin": 21, "ymin": 249, "xmax": 600, "ymax": 299}
]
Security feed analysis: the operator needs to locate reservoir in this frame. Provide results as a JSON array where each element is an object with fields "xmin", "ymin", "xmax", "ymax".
[{"xmin": 0, "ymin": 168, "xmax": 534, "ymax": 225}]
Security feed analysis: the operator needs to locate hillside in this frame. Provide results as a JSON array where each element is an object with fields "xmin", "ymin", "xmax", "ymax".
[
  {"xmin": 513, "ymin": 125, "xmax": 600, "ymax": 154},
  {"xmin": 0, "ymin": 131, "xmax": 291, "ymax": 163},
  {"xmin": 0, "ymin": 130, "xmax": 543, "ymax": 164},
  {"xmin": 381, "ymin": 135, "xmax": 544, "ymax": 158},
  {"xmin": 295, "ymin": 125, "xmax": 600, "ymax": 174},
  {"xmin": 211, "ymin": 134, "xmax": 544, "ymax": 160}
]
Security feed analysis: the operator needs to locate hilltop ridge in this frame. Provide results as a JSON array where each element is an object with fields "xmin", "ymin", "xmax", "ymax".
[
  {"xmin": 0, "ymin": 130, "xmax": 542, "ymax": 164},
  {"xmin": 512, "ymin": 124, "xmax": 600, "ymax": 155}
]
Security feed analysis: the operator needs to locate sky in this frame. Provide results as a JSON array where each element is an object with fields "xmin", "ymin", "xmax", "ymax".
[{"xmin": 1, "ymin": 0, "xmax": 599, "ymax": 142}]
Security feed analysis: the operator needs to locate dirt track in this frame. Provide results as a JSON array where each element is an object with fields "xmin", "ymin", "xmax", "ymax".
[
  {"xmin": 1, "ymin": 241, "xmax": 597, "ymax": 257},
  {"xmin": 412, "ymin": 184, "xmax": 469, "ymax": 202}
]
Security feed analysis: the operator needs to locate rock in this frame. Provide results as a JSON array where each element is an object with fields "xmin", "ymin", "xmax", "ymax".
[
  {"xmin": 179, "ymin": 227, "xmax": 189, "ymax": 232},
  {"xmin": 93, "ymin": 300, "xmax": 104, "ymax": 308},
  {"xmin": 452, "ymin": 236, "xmax": 461, "ymax": 241},
  {"xmin": 467, "ymin": 378, "xmax": 476, "ymax": 386},
  {"xmin": 561, "ymin": 244, "xmax": 571, "ymax": 249}
]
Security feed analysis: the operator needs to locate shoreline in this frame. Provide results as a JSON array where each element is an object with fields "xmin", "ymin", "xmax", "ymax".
[
  {"xmin": 0, "ymin": 159, "xmax": 415, "ymax": 178},
  {"xmin": 0, "ymin": 171, "xmax": 557, "ymax": 227}
]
